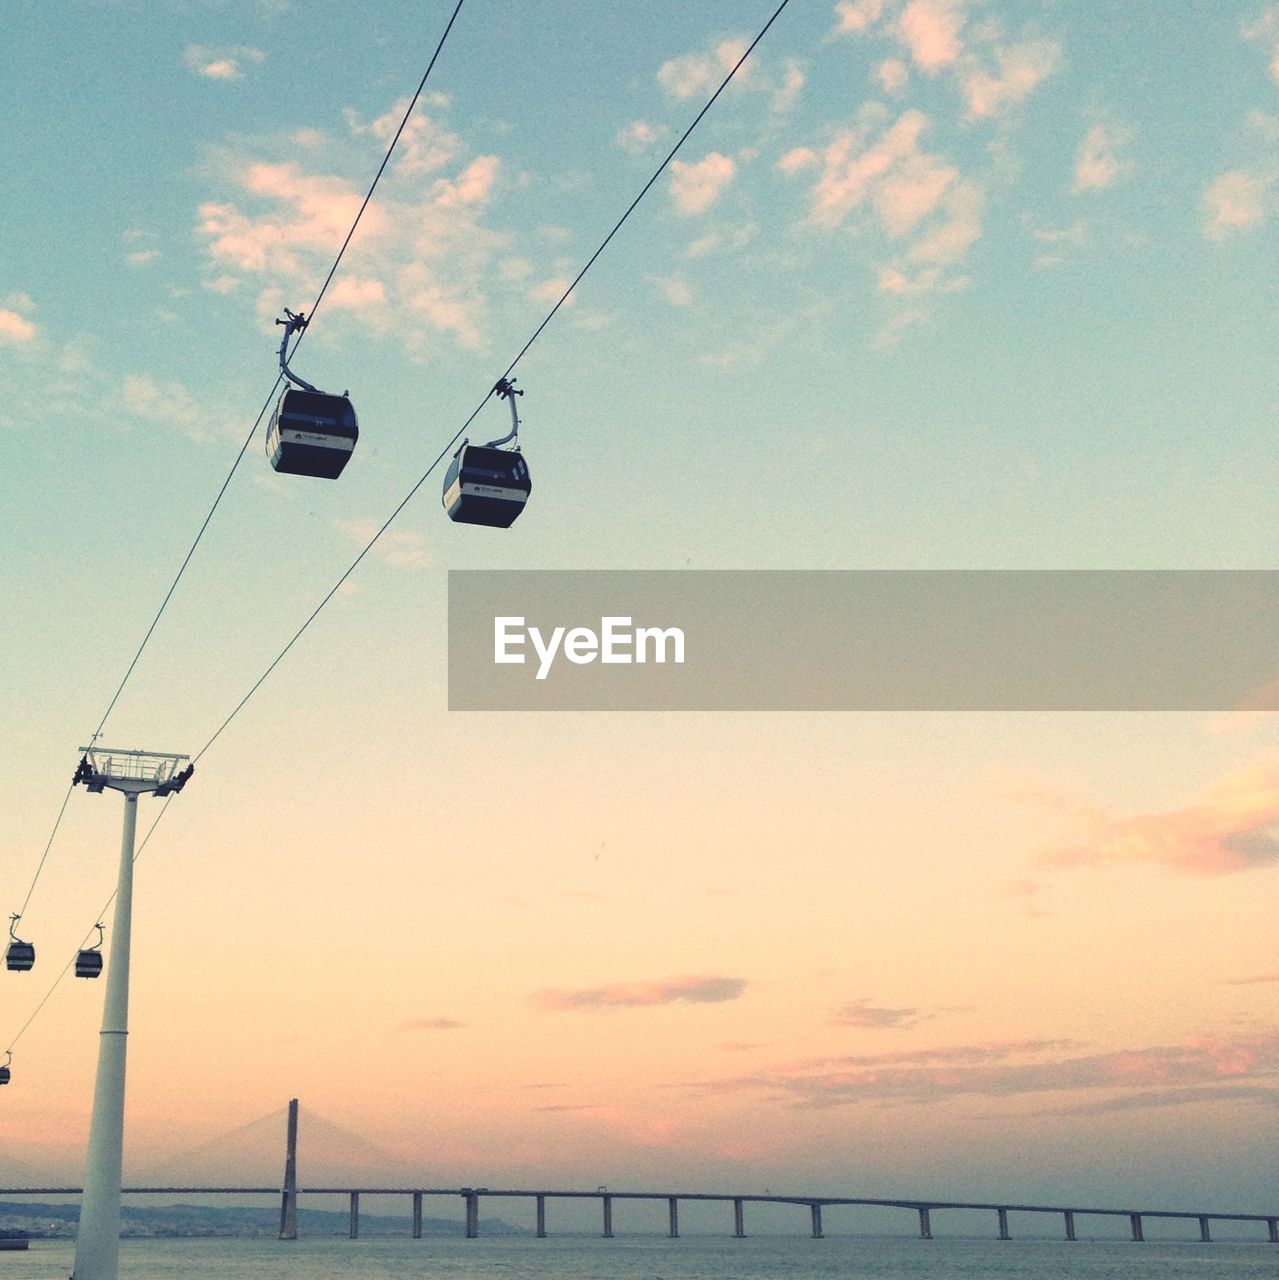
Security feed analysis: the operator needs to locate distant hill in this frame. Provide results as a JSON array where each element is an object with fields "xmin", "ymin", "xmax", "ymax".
[{"xmin": 0, "ymin": 1200, "xmax": 522, "ymax": 1240}]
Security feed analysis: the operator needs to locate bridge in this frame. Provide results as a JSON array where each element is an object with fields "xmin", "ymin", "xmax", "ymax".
[
  {"xmin": 5, "ymin": 1101, "xmax": 1274, "ymax": 1245},
  {"xmin": 2, "ymin": 1184, "xmax": 1275, "ymax": 1244}
]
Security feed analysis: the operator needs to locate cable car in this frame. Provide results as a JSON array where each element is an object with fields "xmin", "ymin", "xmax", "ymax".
[
  {"xmin": 443, "ymin": 377, "xmax": 532, "ymax": 528},
  {"xmin": 266, "ymin": 309, "xmax": 359, "ymax": 479},
  {"xmin": 76, "ymin": 923, "xmax": 104, "ymax": 979},
  {"xmin": 0, "ymin": 1052, "xmax": 10, "ymax": 1086},
  {"xmin": 5, "ymin": 916, "xmax": 33, "ymax": 973}
]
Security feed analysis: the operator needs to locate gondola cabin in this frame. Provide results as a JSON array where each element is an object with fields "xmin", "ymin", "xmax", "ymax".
[
  {"xmin": 0, "ymin": 1065, "xmax": 9, "ymax": 1086},
  {"xmin": 267, "ymin": 388, "xmax": 359, "ymax": 479},
  {"xmin": 442, "ymin": 445, "xmax": 531, "ymax": 528},
  {"xmin": 5, "ymin": 940, "xmax": 34, "ymax": 972},
  {"xmin": 76, "ymin": 948, "xmax": 103, "ymax": 979}
]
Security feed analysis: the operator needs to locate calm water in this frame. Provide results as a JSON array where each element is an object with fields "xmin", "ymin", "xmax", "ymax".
[{"xmin": 8, "ymin": 1235, "xmax": 1279, "ymax": 1280}]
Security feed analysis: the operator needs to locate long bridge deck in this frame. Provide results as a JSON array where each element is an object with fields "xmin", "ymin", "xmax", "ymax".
[{"xmin": 2, "ymin": 1186, "xmax": 1275, "ymax": 1244}]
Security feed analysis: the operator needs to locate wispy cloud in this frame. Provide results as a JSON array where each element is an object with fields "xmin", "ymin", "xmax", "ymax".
[
  {"xmin": 1035, "ymin": 1082, "xmax": 1279, "ymax": 1116},
  {"xmin": 654, "ymin": 274, "xmax": 693, "ymax": 306},
  {"xmin": 615, "ymin": 120, "xmax": 669, "ymax": 155},
  {"xmin": 1226, "ymin": 971, "xmax": 1279, "ymax": 986},
  {"xmin": 670, "ymin": 152, "xmax": 736, "ymax": 216},
  {"xmin": 1041, "ymin": 756, "xmax": 1279, "ymax": 876},
  {"xmin": 334, "ymin": 518, "xmax": 432, "ymax": 569},
  {"xmin": 1072, "ymin": 121, "xmax": 1132, "ymax": 192},
  {"xmin": 120, "ymin": 373, "xmax": 237, "ymax": 443},
  {"xmin": 834, "ymin": 0, "xmax": 888, "ymax": 36},
  {"xmin": 196, "ymin": 99, "xmax": 506, "ymax": 353},
  {"xmin": 832, "ymin": 999, "xmax": 921, "ymax": 1029},
  {"xmin": 960, "ymin": 39, "xmax": 1061, "ymax": 120},
  {"xmin": 1202, "ymin": 167, "xmax": 1275, "ymax": 240},
  {"xmin": 897, "ymin": 0, "xmax": 966, "ymax": 73},
  {"xmin": 531, "ymin": 974, "xmax": 746, "ymax": 1011},
  {"xmin": 184, "ymin": 44, "xmax": 265, "ymax": 81},
  {"xmin": 0, "ymin": 293, "xmax": 38, "ymax": 346},
  {"xmin": 399, "ymin": 1017, "xmax": 464, "ymax": 1031},
  {"xmin": 703, "ymin": 1030, "xmax": 1279, "ymax": 1109},
  {"xmin": 657, "ymin": 38, "xmax": 749, "ymax": 99},
  {"xmin": 1244, "ymin": 5, "xmax": 1279, "ymax": 84}
]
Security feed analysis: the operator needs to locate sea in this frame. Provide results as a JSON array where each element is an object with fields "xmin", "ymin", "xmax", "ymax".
[{"xmin": 6, "ymin": 1235, "xmax": 1279, "ymax": 1280}]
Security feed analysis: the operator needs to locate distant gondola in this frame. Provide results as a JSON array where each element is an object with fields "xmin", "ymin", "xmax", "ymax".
[
  {"xmin": 443, "ymin": 378, "xmax": 532, "ymax": 528},
  {"xmin": 266, "ymin": 309, "xmax": 359, "ymax": 479},
  {"xmin": 0, "ymin": 1052, "xmax": 10, "ymax": 1086},
  {"xmin": 76, "ymin": 923, "xmax": 105, "ymax": 979},
  {"xmin": 5, "ymin": 916, "xmax": 33, "ymax": 973}
]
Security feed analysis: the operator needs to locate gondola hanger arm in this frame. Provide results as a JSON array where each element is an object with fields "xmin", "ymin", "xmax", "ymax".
[
  {"xmin": 276, "ymin": 309, "xmax": 320, "ymax": 394},
  {"xmin": 484, "ymin": 376, "xmax": 523, "ymax": 449}
]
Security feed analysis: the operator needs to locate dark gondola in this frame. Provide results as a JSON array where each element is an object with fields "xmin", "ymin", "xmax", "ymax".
[
  {"xmin": 443, "ymin": 444, "xmax": 531, "ymax": 528},
  {"xmin": 267, "ymin": 388, "xmax": 359, "ymax": 479},
  {"xmin": 5, "ymin": 916, "xmax": 33, "ymax": 973},
  {"xmin": 443, "ymin": 377, "xmax": 532, "ymax": 528},
  {"xmin": 266, "ymin": 309, "xmax": 359, "ymax": 479},
  {"xmin": 0, "ymin": 1053, "xmax": 10, "ymax": 1086},
  {"xmin": 76, "ymin": 923, "xmax": 105, "ymax": 979}
]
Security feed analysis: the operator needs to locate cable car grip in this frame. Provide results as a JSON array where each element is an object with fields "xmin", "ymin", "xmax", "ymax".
[
  {"xmin": 486, "ymin": 376, "xmax": 523, "ymax": 449},
  {"xmin": 276, "ymin": 308, "xmax": 319, "ymax": 394}
]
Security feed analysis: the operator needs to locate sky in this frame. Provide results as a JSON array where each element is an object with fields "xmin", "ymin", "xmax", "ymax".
[{"xmin": 1, "ymin": 0, "xmax": 1277, "ymax": 1219}]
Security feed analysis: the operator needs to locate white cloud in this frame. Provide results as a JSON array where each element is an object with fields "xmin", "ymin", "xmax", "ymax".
[
  {"xmin": 655, "ymin": 275, "xmax": 693, "ymax": 306},
  {"xmin": 896, "ymin": 0, "xmax": 966, "ymax": 73},
  {"xmin": 1202, "ymin": 168, "xmax": 1275, "ymax": 239},
  {"xmin": 183, "ymin": 44, "xmax": 265, "ymax": 81},
  {"xmin": 802, "ymin": 110, "xmax": 941, "ymax": 231},
  {"xmin": 1243, "ymin": 5, "xmax": 1279, "ymax": 84},
  {"xmin": 961, "ymin": 38, "xmax": 1061, "ymax": 119},
  {"xmin": 834, "ymin": 0, "xmax": 888, "ymax": 35},
  {"xmin": 615, "ymin": 120, "xmax": 669, "ymax": 155},
  {"xmin": 528, "ymin": 276, "xmax": 576, "ymax": 307},
  {"xmin": 196, "ymin": 100, "xmax": 508, "ymax": 354},
  {"xmin": 669, "ymin": 152, "xmax": 736, "ymax": 216},
  {"xmin": 126, "ymin": 249, "xmax": 159, "ymax": 267},
  {"xmin": 906, "ymin": 178, "xmax": 982, "ymax": 265},
  {"xmin": 877, "ymin": 58, "xmax": 910, "ymax": 94},
  {"xmin": 324, "ymin": 277, "xmax": 386, "ymax": 312},
  {"xmin": 0, "ymin": 294, "xmax": 38, "ymax": 346},
  {"xmin": 1073, "ymin": 121, "xmax": 1132, "ymax": 193},
  {"xmin": 346, "ymin": 95, "xmax": 459, "ymax": 176},
  {"xmin": 771, "ymin": 59, "xmax": 806, "ymax": 113},
  {"xmin": 657, "ymin": 38, "xmax": 749, "ymax": 99}
]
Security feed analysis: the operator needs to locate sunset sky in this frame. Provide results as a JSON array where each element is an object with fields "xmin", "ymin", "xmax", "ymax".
[{"xmin": 2, "ymin": 0, "xmax": 1277, "ymax": 1219}]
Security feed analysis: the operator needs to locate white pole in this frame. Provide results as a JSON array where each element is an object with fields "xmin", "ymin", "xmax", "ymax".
[{"xmin": 72, "ymin": 792, "xmax": 138, "ymax": 1280}]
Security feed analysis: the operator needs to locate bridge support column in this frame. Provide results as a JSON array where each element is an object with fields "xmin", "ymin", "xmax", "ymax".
[
  {"xmin": 602, "ymin": 1194, "xmax": 613, "ymax": 1238},
  {"xmin": 1129, "ymin": 1213, "xmax": 1144, "ymax": 1242},
  {"xmin": 348, "ymin": 1192, "xmax": 359, "ymax": 1240},
  {"xmin": 1064, "ymin": 1210, "xmax": 1076, "ymax": 1241},
  {"xmin": 997, "ymin": 1208, "xmax": 1010, "ymax": 1240},
  {"xmin": 536, "ymin": 1194, "xmax": 546, "ymax": 1238},
  {"xmin": 918, "ymin": 1207, "xmax": 931, "ymax": 1240},
  {"xmin": 412, "ymin": 1192, "xmax": 422, "ymax": 1240},
  {"xmin": 278, "ymin": 1097, "xmax": 299, "ymax": 1241},
  {"xmin": 810, "ymin": 1203, "xmax": 823, "ymax": 1239},
  {"xmin": 1198, "ymin": 1216, "xmax": 1210, "ymax": 1242},
  {"xmin": 668, "ymin": 1197, "xmax": 679, "ymax": 1238},
  {"xmin": 734, "ymin": 1198, "xmax": 745, "ymax": 1238},
  {"xmin": 465, "ymin": 1191, "xmax": 479, "ymax": 1238},
  {"xmin": 1268, "ymin": 1218, "xmax": 1278, "ymax": 1244}
]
